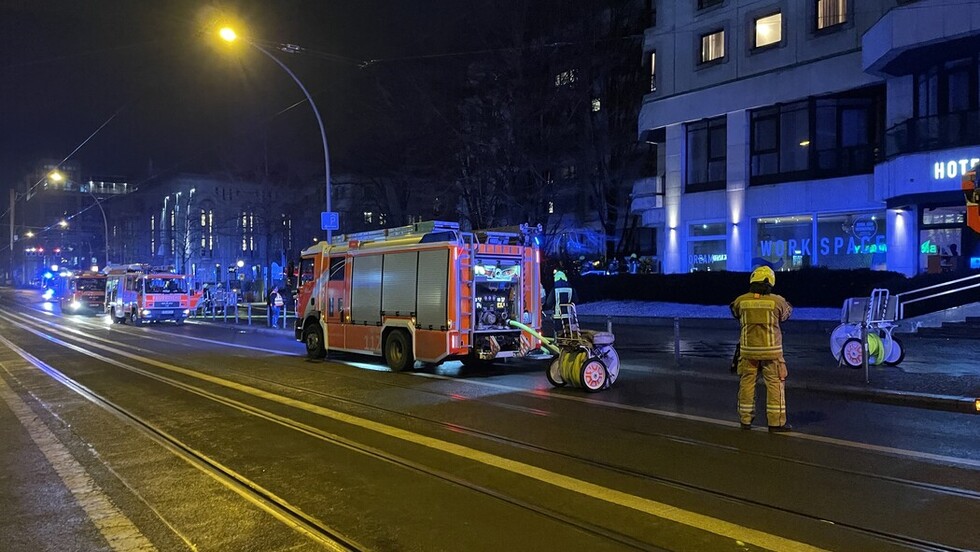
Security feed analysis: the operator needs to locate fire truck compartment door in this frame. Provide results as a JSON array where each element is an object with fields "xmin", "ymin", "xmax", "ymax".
[
  {"xmin": 351, "ymin": 255, "xmax": 383, "ymax": 325},
  {"xmin": 417, "ymin": 249, "xmax": 449, "ymax": 329},
  {"xmin": 382, "ymin": 252, "xmax": 418, "ymax": 316}
]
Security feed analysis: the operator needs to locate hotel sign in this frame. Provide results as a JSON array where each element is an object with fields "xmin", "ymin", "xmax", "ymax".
[{"xmin": 934, "ymin": 158, "xmax": 980, "ymax": 180}]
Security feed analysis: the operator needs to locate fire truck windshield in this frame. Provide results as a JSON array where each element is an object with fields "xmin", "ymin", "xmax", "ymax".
[
  {"xmin": 142, "ymin": 278, "xmax": 187, "ymax": 294},
  {"xmin": 76, "ymin": 278, "xmax": 105, "ymax": 291}
]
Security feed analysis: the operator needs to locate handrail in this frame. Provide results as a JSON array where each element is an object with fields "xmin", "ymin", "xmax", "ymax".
[
  {"xmin": 898, "ymin": 279, "xmax": 980, "ymax": 319},
  {"xmin": 896, "ymin": 273, "xmax": 980, "ymax": 298}
]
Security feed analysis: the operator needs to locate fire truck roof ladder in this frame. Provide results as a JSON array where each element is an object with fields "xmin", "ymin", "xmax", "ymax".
[{"xmin": 331, "ymin": 220, "xmax": 461, "ymax": 245}]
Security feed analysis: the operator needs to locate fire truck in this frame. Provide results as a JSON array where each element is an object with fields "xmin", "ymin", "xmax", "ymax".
[
  {"xmin": 60, "ymin": 271, "xmax": 107, "ymax": 315},
  {"xmin": 104, "ymin": 264, "xmax": 191, "ymax": 325},
  {"xmin": 294, "ymin": 220, "xmax": 544, "ymax": 371}
]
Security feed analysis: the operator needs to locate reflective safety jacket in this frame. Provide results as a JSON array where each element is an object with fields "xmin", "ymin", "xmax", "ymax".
[{"xmin": 730, "ymin": 292, "xmax": 792, "ymax": 360}]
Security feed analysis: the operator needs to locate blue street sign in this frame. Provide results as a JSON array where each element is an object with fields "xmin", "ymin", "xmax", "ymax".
[{"xmin": 321, "ymin": 211, "xmax": 339, "ymax": 231}]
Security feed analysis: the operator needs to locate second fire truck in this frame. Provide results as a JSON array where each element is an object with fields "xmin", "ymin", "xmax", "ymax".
[
  {"xmin": 104, "ymin": 264, "xmax": 191, "ymax": 325},
  {"xmin": 294, "ymin": 220, "xmax": 544, "ymax": 371},
  {"xmin": 60, "ymin": 271, "xmax": 107, "ymax": 315}
]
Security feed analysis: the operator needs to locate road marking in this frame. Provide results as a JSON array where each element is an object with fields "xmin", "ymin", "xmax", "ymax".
[
  {"xmin": 2, "ymin": 314, "xmax": 826, "ymax": 552},
  {"xmin": 0, "ymin": 354, "xmax": 157, "ymax": 552},
  {"xmin": 9, "ymin": 306, "xmax": 980, "ymax": 470}
]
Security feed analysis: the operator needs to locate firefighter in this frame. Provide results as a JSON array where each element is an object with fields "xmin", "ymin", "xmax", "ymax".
[
  {"xmin": 543, "ymin": 270, "xmax": 578, "ymax": 337},
  {"xmin": 730, "ymin": 266, "xmax": 793, "ymax": 432}
]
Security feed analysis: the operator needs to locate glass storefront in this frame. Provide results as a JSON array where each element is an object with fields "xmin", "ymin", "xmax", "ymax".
[
  {"xmin": 816, "ymin": 212, "xmax": 887, "ymax": 270},
  {"xmin": 753, "ymin": 215, "xmax": 813, "ymax": 269},
  {"xmin": 919, "ymin": 206, "xmax": 966, "ymax": 273},
  {"xmin": 688, "ymin": 222, "xmax": 727, "ymax": 271},
  {"xmin": 753, "ymin": 211, "xmax": 886, "ymax": 270}
]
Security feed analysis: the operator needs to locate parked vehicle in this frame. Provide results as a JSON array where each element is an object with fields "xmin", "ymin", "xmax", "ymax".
[
  {"xmin": 104, "ymin": 264, "xmax": 190, "ymax": 325},
  {"xmin": 294, "ymin": 220, "xmax": 544, "ymax": 371}
]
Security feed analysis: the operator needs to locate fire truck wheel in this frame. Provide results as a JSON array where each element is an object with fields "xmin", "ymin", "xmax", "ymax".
[
  {"xmin": 384, "ymin": 330, "xmax": 414, "ymax": 372},
  {"xmin": 303, "ymin": 324, "xmax": 326, "ymax": 359}
]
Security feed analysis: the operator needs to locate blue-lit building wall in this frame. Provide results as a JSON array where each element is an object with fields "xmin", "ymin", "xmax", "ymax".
[{"xmin": 635, "ymin": 0, "xmax": 980, "ymax": 276}]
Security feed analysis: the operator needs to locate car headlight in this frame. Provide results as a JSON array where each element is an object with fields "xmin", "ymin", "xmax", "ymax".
[
  {"xmin": 141, "ymin": 309, "xmax": 151, "ymax": 316},
  {"xmin": 182, "ymin": 309, "xmax": 190, "ymax": 315},
  {"xmin": 70, "ymin": 301, "xmax": 81, "ymax": 310}
]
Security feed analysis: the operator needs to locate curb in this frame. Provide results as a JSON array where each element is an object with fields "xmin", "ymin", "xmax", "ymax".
[
  {"xmin": 186, "ymin": 319, "xmax": 294, "ymax": 338},
  {"xmin": 630, "ymin": 365, "xmax": 977, "ymax": 415},
  {"xmin": 578, "ymin": 315, "xmax": 837, "ymax": 333}
]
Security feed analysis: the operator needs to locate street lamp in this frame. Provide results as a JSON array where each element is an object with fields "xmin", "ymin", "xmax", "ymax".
[
  {"xmin": 219, "ymin": 25, "xmax": 334, "ymax": 242},
  {"xmin": 49, "ymin": 170, "xmax": 110, "ymax": 267}
]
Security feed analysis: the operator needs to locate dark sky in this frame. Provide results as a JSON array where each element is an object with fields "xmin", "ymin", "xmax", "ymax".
[{"xmin": 0, "ymin": 0, "xmax": 494, "ymax": 190}]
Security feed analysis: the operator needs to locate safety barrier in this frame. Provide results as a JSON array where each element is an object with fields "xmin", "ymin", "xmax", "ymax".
[{"xmin": 897, "ymin": 274, "xmax": 980, "ymax": 320}]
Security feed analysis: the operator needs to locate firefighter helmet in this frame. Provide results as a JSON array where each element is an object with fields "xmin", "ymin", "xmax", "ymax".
[
  {"xmin": 554, "ymin": 270, "xmax": 568, "ymax": 282},
  {"xmin": 750, "ymin": 266, "xmax": 775, "ymax": 287}
]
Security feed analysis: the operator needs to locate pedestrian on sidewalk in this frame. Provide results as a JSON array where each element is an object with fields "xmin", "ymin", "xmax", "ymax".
[
  {"xmin": 730, "ymin": 266, "xmax": 793, "ymax": 432},
  {"xmin": 269, "ymin": 287, "xmax": 284, "ymax": 328}
]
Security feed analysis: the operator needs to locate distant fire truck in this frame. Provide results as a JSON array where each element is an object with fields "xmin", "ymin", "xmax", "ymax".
[
  {"xmin": 294, "ymin": 220, "xmax": 543, "ymax": 371},
  {"xmin": 60, "ymin": 271, "xmax": 107, "ymax": 315},
  {"xmin": 104, "ymin": 264, "xmax": 190, "ymax": 325}
]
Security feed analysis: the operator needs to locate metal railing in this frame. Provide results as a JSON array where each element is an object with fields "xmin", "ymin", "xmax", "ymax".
[
  {"xmin": 897, "ymin": 273, "xmax": 980, "ymax": 320},
  {"xmin": 885, "ymin": 110, "xmax": 980, "ymax": 159}
]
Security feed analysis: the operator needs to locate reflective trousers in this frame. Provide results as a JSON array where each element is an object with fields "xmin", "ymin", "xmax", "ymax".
[{"xmin": 737, "ymin": 357, "xmax": 787, "ymax": 427}]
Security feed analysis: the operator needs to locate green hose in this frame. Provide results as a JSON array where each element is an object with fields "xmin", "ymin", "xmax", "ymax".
[{"xmin": 506, "ymin": 319, "xmax": 560, "ymax": 355}]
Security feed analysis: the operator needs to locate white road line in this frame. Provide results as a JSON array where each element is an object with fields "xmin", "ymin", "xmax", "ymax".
[
  {"xmin": 0, "ymin": 355, "xmax": 157, "ymax": 552},
  {"xmin": 2, "ymin": 313, "xmax": 828, "ymax": 551}
]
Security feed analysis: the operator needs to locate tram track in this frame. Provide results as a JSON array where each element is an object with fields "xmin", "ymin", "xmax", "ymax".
[
  {"xmin": 0, "ymin": 310, "xmax": 669, "ymax": 551},
  {"xmin": 2, "ymin": 306, "xmax": 978, "ymax": 551}
]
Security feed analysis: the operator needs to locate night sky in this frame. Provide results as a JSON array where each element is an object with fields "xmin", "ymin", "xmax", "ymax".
[{"xmin": 0, "ymin": 0, "xmax": 495, "ymax": 190}]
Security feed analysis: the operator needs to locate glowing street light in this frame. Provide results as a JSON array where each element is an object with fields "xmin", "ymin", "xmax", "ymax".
[
  {"xmin": 217, "ymin": 24, "xmax": 334, "ymax": 241},
  {"xmin": 49, "ymin": 169, "xmax": 110, "ymax": 266},
  {"xmin": 24, "ymin": 231, "xmax": 34, "ymax": 238},
  {"xmin": 58, "ymin": 219, "xmax": 68, "ymax": 228}
]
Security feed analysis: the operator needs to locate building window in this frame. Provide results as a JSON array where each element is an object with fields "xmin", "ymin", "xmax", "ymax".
[
  {"xmin": 816, "ymin": 0, "xmax": 846, "ymax": 30},
  {"xmin": 754, "ymin": 12, "xmax": 782, "ymax": 48},
  {"xmin": 750, "ymin": 88, "xmax": 881, "ymax": 185},
  {"xmin": 150, "ymin": 215, "xmax": 156, "ymax": 256},
  {"xmin": 364, "ymin": 211, "xmax": 373, "ymax": 224},
  {"xmin": 915, "ymin": 58, "xmax": 978, "ymax": 117},
  {"xmin": 592, "ymin": 98, "xmax": 601, "ymax": 112},
  {"xmin": 649, "ymin": 51, "xmax": 657, "ymax": 92},
  {"xmin": 548, "ymin": 201, "xmax": 555, "ymax": 214},
  {"xmin": 698, "ymin": 0, "xmax": 723, "ymax": 9},
  {"xmin": 754, "ymin": 215, "xmax": 814, "ymax": 270},
  {"xmin": 554, "ymin": 69, "xmax": 578, "ymax": 87},
  {"xmin": 700, "ymin": 30, "xmax": 724, "ymax": 64},
  {"xmin": 686, "ymin": 116, "xmax": 727, "ymax": 192}
]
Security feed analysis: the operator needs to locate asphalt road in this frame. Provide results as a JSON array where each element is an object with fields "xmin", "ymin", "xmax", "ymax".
[{"xmin": 1, "ymin": 291, "xmax": 978, "ymax": 551}]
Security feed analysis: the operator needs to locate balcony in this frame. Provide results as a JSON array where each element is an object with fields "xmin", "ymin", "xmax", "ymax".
[{"xmin": 885, "ymin": 110, "xmax": 980, "ymax": 159}]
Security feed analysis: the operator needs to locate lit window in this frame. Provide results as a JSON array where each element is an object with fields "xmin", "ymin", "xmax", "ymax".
[
  {"xmin": 701, "ymin": 30, "xmax": 724, "ymax": 64},
  {"xmin": 816, "ymin": 0, "xmax": 846, "ymax": 30},
  {"xmin": 379, "ymin": 213, "xmax": 387, "ymax": 225},
  {"xmin": 592, "ymin": 98, "xmax": 601, "ymax": 112},
  {"xmin": 364, "ymin": 211, "xmax": 373, "ymax": 223},
  {"xmin": 548, "ymin": 201, "xmax": 554, "ymax": 214},
  {"xmin": 554, "ymin": 69, "xmax": 578, "ymax": 87},
  {"xmin": 754, "ymin": 12, "xmax": 781, "ymax": 48},
  {"xmin": 649, "ymin": 51, "xmax": 657, "ymax": 91}
]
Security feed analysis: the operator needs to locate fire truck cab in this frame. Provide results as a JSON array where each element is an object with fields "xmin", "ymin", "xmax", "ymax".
[
  {"xmin": 60, "ymin": 271, "xmax": 107, "ymax": 315},
  {"xmin": 294, "ymin": 220, "xmax": 543, "ymax": 371},
  {"xmin": 104, "ymin": 264, "xmax": 191, "ymax": 325}
]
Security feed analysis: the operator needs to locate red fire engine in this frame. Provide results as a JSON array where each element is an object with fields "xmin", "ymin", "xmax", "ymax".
[
  {"xmin": 104, "ymin": 264, "xmax": 191, "ymax": 325},
  {"xmin": 294, "ymin": 221, "xmax": 543, "ymax": 370},
  {"xmin": 60, "ymin": 271, "xmax": 107, "ymax": 315}
]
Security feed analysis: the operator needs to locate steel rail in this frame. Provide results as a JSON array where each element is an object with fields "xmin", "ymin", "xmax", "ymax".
[{"xmin": 2, "ymin": 307, "xmax": 976, "ymax": 552}]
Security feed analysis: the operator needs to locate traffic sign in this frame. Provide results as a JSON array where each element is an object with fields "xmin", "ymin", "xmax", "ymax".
[{"xmin": 321, "ymin": 211, "xmax": 339, "ymax": 231}]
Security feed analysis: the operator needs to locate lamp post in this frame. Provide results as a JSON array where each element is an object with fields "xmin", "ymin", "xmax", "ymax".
[
  {"xmin": 49, "ymin": 170, "xmax": 109, "ymax": 268},
  {"xmin": 219, "ymin": 27, "xmax": 333, "ymax": 242}
]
